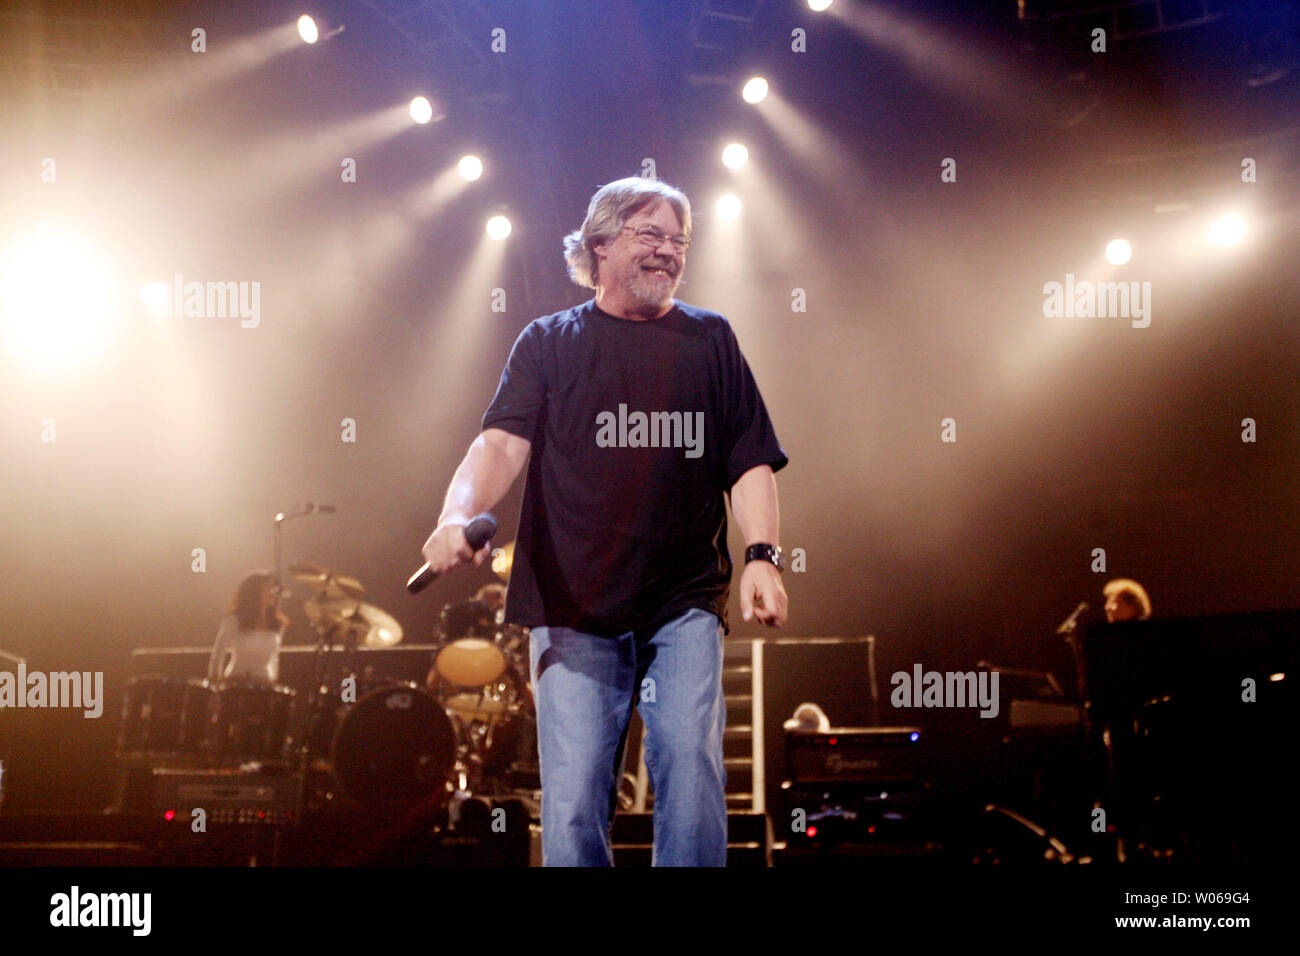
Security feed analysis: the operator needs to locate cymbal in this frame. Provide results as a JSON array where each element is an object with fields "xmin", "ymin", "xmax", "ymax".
[
  {"xmin": 490, "ymin": 541, "xmax": 514, "ymax": 580},
  {"xmin": 304, "ymin": 597, "xmax": 403, "ymax": 648},
  {"xmin": 289, "ymin": 562, "xmax": 365, "ymax": 601}
]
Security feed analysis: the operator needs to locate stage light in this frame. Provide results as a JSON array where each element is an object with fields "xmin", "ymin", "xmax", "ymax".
[
  {"xmin": 486, "ymin": 215, "xmax": 512, "ymax": 240},
  {"xmin": 721, "ymin": 143, "xmax": 749, "ymax": 169},
  {"xmin": 809, "ymin": 0, "xmax": 834, "ymax": 10},
  {"xmin": 140, "ymin": 281, "xmax": 170, "ymax": 318},
  {"xmin": 409, "ymin": 96, "xmax": 434, "ymax": 125},
  {"xmin": 458, "ymin": 155, "xmax": 484, "ymax": 181},
  {"xmin": 716, "ymin": 194, "xmax": 742, "ymax": 220},
  {"xmin": 0, "ymin": 228, "xmax": 117, "ymax": 370},
  {"xmin": 297, "ymin": 15, "xmax": 319, "ymax": 44},
  {"xmin": 1104, "ymin": 238, "xmax": 1132, "ymax": 265},
  {"xmin": 742, "ymin": 77, "xmax": 768, "ymax": 104},
  {"xmin": 1207, "ymin": 214, "xmax": 1246, "ymax": 247}
]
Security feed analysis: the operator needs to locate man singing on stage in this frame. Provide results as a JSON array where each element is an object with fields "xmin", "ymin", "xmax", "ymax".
[{"xmin": 421, "ymin": 176, "xmax": 788, "ymax": 866}]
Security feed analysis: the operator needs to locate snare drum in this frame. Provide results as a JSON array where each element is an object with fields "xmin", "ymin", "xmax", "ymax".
[
  {"xmin": 434, "ymin": 636, "xmax": 510, "ymax": 687},
  {"xmin": 330, "ymin": 683, "xmax": 455, "ymax": 809},
  {"xmin": 117, "ymin": 676, "xmax": 216, "ymax": 758},
  {"xmin": 207, "ymin": 681, "xmax": 297, "ymax": 762},
  {"xmin": 433, "ymin": 599, "xmax": 513, "ymax": 687}
]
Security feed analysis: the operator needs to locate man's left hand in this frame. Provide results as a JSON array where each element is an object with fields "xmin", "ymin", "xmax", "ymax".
[{"xmin": 739, "ymin": 560, "xmax": 787, "ymax": 626}]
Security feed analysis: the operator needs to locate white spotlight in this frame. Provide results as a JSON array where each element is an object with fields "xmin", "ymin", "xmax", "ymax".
[
  {"xmin": 458, "ymin": 155, "xmax": 484, "ymax": 181},
  {"xmin": 716, "ymin": 194, "xmax": 742, "ymax": 220},
  {"xmin": 297, "ymin": 15, "xmax": 319, "ymax": 44},
  {"xmin": 741, "ymin": 77, "xmax": 769, "ymax": 104},
  {"xmin": 0, "ymin": 229, "xmax": 117, "ymax": 370},
  {"xmin": 721, "ymin": 143, "xmax": 749, "ymax": 170},
  {"xmin": 808, "ymin": 0, "xmax": 835, "ymax": 10},
  {"xmin": 1105, "ymin": 238, "xmax": 1132, "ymax": 265},
  {"xmin": 1207, "ymin": 214, "xmax": 1246, "ymax": 247},
  {"xmin": 486, "ymin": 215, "xmax": 512, "ymax": 240},
  {"xmin": 409, "ymin": 96, "xmax": 434, "ymax": 125}
]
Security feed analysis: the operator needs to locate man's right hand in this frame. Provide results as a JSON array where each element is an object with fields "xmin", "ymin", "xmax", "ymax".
[{"xmin": 421, "ymin": 522, "xmax": 492, "ymax": 576}]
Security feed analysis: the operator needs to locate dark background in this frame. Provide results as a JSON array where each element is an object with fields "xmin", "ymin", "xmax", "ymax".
[{"xmin": 1, "ymin": 0, "xmax": 1297, "ymax": 811}]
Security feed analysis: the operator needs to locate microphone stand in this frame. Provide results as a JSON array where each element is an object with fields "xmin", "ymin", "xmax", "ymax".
[
  {"xmin": 272, "ymin": 507, "xmax": 297, "ymax": 599},
  {"xmin": 1055, "ymin": 602, "xmax": 1089, "ymax": 712},
  {"xmin": 270, "ymin": 503, "xmax": 327, "ymax": 808}
]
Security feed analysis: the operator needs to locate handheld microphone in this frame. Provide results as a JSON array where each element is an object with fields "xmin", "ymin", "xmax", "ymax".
[{"xmin": 407, "ymin": 513, "xmax": 497, "ymax": 594}]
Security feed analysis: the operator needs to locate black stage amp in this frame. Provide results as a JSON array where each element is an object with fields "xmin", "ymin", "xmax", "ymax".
[
  {"xmin": 152, "ymin": 767, "xmax": 303, "ymax": 826},
  {"xmin": 778, "ymin": 727, "xmax": 935, "ymax": 853},
  {"xmin": 785, "ymin": 726, "xmax": 922, "ymax": 783}
]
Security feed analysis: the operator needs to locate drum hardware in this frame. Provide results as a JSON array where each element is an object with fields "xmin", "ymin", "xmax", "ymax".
[
  {"xmin": 425, "ymin": 601, "xmax": 535, "ymax": 797},
  {"xmin": 433, "ymin": 600, "xmax": 509, "ymax": 687},
  {"xmin": 117, "ymin": 676, "xmax": 218, "ymax": 762},
  {"xmin": 328, "ymin": 683, "xmax": 456, "ymax": 811},
  {"xmin": 288, "ymin": 561, "xmax": 365, "ymax": 603},
  {"xmin": 445, "ymin": 682, "xmax": 521, "ymax": 793},
  {"xmin": 285, "ymin": 567, "xmax": 465, "ymax": 814},
  {"xmin": 117, "ymin": 674, "xmax": 301, "ymax": 783},
  {"xmin": 288, "ymin": 565, "xmax": 407, "ymax": 792},
  {"xmin": 405, "ymin": 517, "xmax": 538, "ymax": 802},
  {"xmin": 303, "ymin": 597, "xmax": 403, "ymax": 650},
  {"xmin": 205, "ymin": 681, "xmax": 298, "ymax": 767}
]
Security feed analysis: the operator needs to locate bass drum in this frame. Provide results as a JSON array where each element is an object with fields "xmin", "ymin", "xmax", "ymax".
[{"xmin": 331, "ymin": 683, "xmax": 455, "ymax": 809}]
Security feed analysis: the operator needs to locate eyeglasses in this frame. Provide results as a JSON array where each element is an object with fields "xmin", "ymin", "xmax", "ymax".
[{"xmin": 620, "ymin": 225, "xmax": 692, "ymax": 253}]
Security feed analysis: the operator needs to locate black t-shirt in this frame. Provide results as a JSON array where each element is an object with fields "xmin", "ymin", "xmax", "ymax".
[{"xmin": 481, "ymin": 298, "xmax": 788, "ymax": 637}]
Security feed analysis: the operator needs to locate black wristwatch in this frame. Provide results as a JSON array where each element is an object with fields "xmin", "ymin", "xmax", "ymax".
[{"xmin": 744, "ymin": 543, "xmax": 784, "ymax": 572}]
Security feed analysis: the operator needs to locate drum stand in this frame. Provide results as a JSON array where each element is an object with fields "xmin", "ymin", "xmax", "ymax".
[
  {"xmin": 297, "ymin": 617, "xmax": 362, "ymax": 783},
  {"xmin": 447, "ymin": 692, "xmax": 503, "ymax": 794}
]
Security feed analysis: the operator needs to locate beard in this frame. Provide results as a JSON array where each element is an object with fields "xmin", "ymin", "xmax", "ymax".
[{"xmin": 615, "ymin": 255, "xmax": 681, "ymax": 313}]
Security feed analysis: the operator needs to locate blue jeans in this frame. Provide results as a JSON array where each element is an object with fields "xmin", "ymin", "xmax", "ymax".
[{"xmin": 528, "ymin": 607, "xmax": 727, "ymax": 866}]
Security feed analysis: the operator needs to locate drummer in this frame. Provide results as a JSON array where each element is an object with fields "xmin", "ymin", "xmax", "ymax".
[
  {"xmin": 473, "ymin": 582, "xmax": 507, "ymax": 623},
  {"xmin": 207, "ymin": 571, "xmax": 288, "ymax": 685}
]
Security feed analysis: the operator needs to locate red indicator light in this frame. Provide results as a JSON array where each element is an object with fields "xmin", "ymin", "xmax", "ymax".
[
  {"xmin": 163, "ymin": 810, "xmax": 175, "ymax": 821},
  {"xmin": 807, "ymin": 825, "xmax": 818, "ymax": 838},
  {"xmin": 828, "ymin": 737, "xmax": 837, "ymax": 745}
]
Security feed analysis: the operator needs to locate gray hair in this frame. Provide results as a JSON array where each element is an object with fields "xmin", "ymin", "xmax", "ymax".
[
  {"xmin": 562, "ymin": 177, "xmax": 692, "ymax": 290},
  {"xmin": 1102, "ymin": 578, "xmax": 1153, "ymax": 620}
]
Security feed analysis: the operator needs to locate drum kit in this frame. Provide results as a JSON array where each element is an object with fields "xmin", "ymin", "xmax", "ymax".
[{"xmin": 117, "ymin": 548, "xmax": 536, "ymax": 818}]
